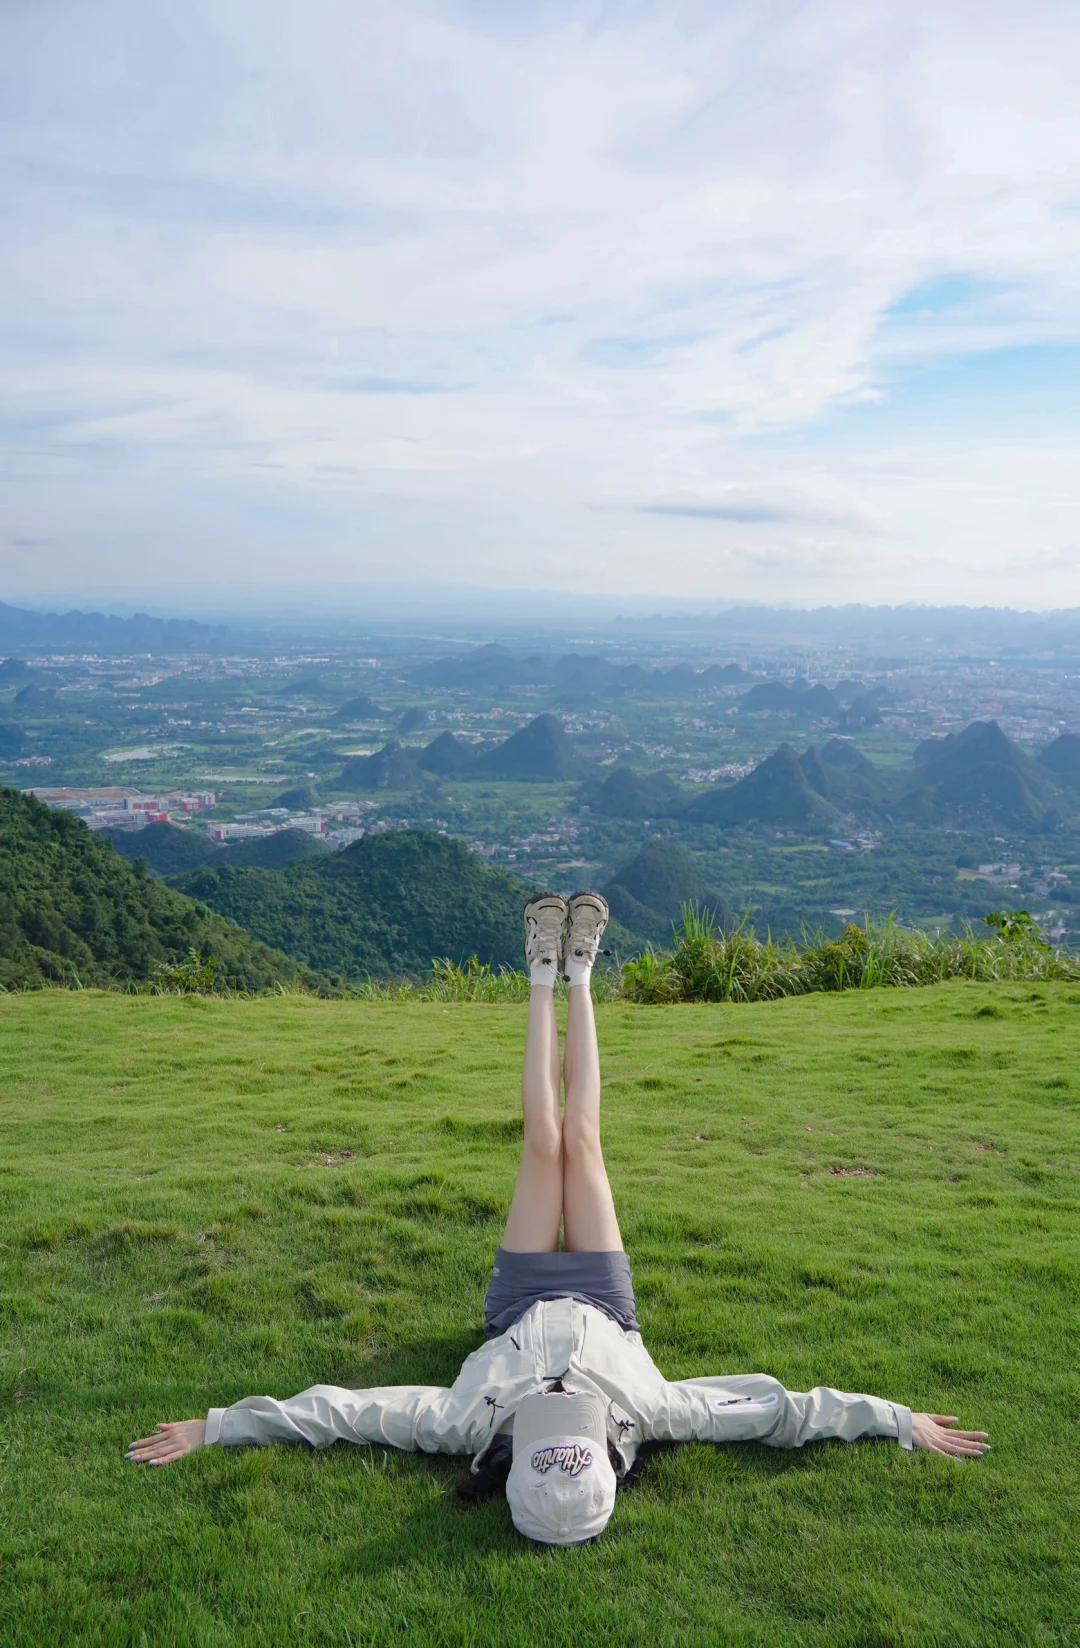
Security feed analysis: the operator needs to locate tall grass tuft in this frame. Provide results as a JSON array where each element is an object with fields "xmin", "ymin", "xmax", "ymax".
[
  {"xmin": 621, "ymin": 906, "xmax": 802, "ymax": 1004},
  {"xmin": 620, "ymin": 905, "xmax": 1080, "ymax": 1004}
]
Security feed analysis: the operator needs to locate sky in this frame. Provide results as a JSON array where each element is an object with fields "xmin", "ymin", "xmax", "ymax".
[{"xmin": 2, "ymin": 0, "xmax": 1080, "ymax": 613}]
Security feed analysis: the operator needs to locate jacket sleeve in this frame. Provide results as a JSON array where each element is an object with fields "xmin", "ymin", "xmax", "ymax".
[
  {"xmin": 641, "ymin": 1373, "xmax": 913, "ymax": 1452},
  {"xmin": 204, "ymin": 1382, "xmax": 481, "ymax": 1456}
]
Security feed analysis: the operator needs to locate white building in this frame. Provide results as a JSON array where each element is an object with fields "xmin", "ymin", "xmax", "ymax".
[{"xmin": 206, "ymin": 823, "xmax": 267, "ymax": 843}]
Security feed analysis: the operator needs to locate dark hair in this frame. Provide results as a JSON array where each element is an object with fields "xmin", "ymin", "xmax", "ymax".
[{"xmin": 456, "ymin": 1434, "xmax": 512, "ymax": 1502}]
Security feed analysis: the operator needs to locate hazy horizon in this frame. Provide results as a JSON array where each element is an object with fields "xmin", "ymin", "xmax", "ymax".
[
  {"xmin": 4, "ymin": 1, "xmax": 1079, "ymax": 609},
  {"xmin": 8, "ymin": 585, "xmax": 1080, "ymax": 635}
]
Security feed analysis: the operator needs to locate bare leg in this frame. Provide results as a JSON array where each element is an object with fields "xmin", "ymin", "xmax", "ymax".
[
  {"xmin": 500, "ymin": 987, "xmax": 564, "ymax": 1252},
  {"xmin": 562, "ymin": 984, "xmax": 622, "ymax": 1252}
]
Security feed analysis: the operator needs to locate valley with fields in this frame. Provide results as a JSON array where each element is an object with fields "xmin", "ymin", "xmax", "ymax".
[{"xmin": 4, "ymin": 601, "xmax": 1080, "ymax": 995}]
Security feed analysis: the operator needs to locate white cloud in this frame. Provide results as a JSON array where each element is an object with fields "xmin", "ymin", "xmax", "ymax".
[{"xmin": 1, "ymin": 0, "xmax": 1080, "ymax": 604}]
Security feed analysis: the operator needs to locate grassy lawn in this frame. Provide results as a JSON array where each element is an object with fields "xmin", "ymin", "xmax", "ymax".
[{"xmin": 1, "ymin": 985, "xmax": 1077, "ymax": 1647}]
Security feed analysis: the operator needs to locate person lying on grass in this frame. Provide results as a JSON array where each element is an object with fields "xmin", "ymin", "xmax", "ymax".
[{"xmin": 128, "ymin": 893, "xmax": 990, "ymax": 1545}]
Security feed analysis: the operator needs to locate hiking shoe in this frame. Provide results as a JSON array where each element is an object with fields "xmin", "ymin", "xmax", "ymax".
[
  {"xmin": 523, "ymin": 894, "xmax": 568, "ymax": 976},
  {"xmin": 564, "ymin": 892, "xmax": 610, "ymax": 971}
]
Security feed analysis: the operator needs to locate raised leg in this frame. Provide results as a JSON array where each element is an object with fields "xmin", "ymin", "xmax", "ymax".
[
  {"xmin": 500, "ymin": 985, "xmax": 564, "ymax": 1252},
  {"xmin": 561, "ymin": 982, "xmax": 622, "ymax": 1252}
]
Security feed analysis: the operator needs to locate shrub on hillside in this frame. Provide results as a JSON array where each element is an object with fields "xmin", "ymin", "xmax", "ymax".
[{"xmin": 146, "ymin": 947, "xmax": 218, "ymax": 994}]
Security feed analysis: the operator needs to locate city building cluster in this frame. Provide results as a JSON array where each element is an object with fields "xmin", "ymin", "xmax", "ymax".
[{"xmin": 28, "ymin": 787, "xmax": 215, "ymax": 828}]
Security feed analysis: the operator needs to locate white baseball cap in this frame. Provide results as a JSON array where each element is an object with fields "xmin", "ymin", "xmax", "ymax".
[{"xmin": 505, "ymin": 1389, "xmax": 617, "ymax": 1546}]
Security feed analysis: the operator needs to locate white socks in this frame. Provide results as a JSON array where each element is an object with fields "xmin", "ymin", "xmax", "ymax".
[{"xmin": 528, "ymin": 959, "xmax": 593, "ymax": 990}]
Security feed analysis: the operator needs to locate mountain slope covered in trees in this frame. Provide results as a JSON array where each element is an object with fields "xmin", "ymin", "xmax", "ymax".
[
  {"xmin": 0, "ymin": 789, "xmax": 312, "ymax": 991},
  {"xmin": 107, "ymin": 821, "xmax": 325, "ymax": 877},
  {"xmin": 604, "ymin": 841, "xmax": 732, "ymax": 943},
  {"xmin": 171, "ymin": 831, "xmax": 541, "ymax": 977},
  {"xmin": 688, "ymin": 744, "xmax": 846, "ymax": 828},
  {"xmin": 472, "ymin": 713, "xmax": 585, "ymax": 780}
]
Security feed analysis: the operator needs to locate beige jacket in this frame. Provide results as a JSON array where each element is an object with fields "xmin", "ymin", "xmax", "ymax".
[{"xmin": 206, "ymin": 1296, "xmax": 913, "ymax": 1472}]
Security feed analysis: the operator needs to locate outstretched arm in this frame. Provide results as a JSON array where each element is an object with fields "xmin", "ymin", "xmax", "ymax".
[
  {"xmin": 642, "ymin": 1374, "xmax": 988, "ymax": 1459},
  {"xmin": 127, "ymin": 1379, "xmax": 489, "ymax": 1466}
]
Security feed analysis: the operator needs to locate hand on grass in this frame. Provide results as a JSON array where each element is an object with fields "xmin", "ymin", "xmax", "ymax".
[
  {"xmin": 911, "ymin": 1413, "xmax": 990, "ymax": 1459},
  {"xmin": 126, "ymin": 1419, "xmax": 207, "ymax": 1465}
]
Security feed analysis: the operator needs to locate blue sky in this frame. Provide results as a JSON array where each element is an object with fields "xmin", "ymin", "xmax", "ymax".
[{"xmin": 2, "ymin": 0, "xmax": 1079, "ymax": 610}]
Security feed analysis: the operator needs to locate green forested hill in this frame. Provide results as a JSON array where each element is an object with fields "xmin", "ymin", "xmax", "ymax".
[
  {"xmin": 0, "ymin": 788, "xmax": 312, "ymax": 991},
  {"xmin": 105, "ymin": 820, "xmax": 220, "ymax": 876},
  {"xmin": 689, "ymin": 744, "xmax": 845, "ymax": 829},
  {"xmin": 107, "ymin": 821, "xmax": 325, "ymax": 877},
  {"xmin": 604, "ymin": 840, "xmax": 732, "ymax": 942},
  {"xmin": 171, "ymin": 830, "xmax": 540, "ymax": 977}
]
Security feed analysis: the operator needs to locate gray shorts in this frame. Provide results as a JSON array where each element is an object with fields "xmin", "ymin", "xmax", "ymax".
[{"xmin": 483, "ymin": 1246, "xmax": 639, "ymax": 1339}]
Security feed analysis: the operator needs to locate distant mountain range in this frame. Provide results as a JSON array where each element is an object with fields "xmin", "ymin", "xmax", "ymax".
[
  {"xmin": 408, "ymin": 643, "xmax": 545, "ymax": 691},
  {"xmin": 683, "ymin": 722, "xmax": 1076, "ymax": 832},
  {"xmin": 614, "ymin": 603, "xmax": 1080, "ymax": 655},
  {"xmin": 338, "ymin": 714, "xmax": 584, "ymax": 788},
  {"xmin": 0, "ymin": 604, "xmax": 228, "ymax": 652},
  {"xmin": 408, "ymin": 644, "xmax": 754, "ymax": 699},
  {"xmin": 329, "ymin": 710, "xmax": 1080, "ymax": 832},
  {"xmin": 738, "ymin": 679, "xmax": 889, "ymax": 727},
  {"xmin": 740, "ymin": 680, "xmax": 838, "ymax": 717},
  {"xmin": 399, "ymin": 646, "xmax": 907, "ymax": 726}
]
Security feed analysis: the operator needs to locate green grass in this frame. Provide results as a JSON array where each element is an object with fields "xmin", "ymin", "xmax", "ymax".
[{"xmin": 1, "ymin": 986, "xmax": 1077, "ymax": 1647}]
